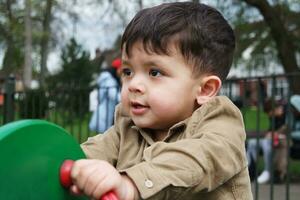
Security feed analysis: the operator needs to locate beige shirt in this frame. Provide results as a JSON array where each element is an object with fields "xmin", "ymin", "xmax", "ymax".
[{"xmin": 81, "ymin": 96, "xmax": 253, "ymax": 200}]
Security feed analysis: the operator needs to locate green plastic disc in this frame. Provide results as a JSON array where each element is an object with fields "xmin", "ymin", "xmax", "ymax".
[{"xmin": 0, "ymin": 120, "xmax": 87, "ymax": 200}]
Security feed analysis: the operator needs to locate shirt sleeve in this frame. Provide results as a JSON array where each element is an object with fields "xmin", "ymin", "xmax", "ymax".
[
  {"xmin": 80, "ymin": 126, "xmax": 120, "ymax": 166},
  {"xmin": 121, "ymin": 98, "xmax": 248, "ymax": 199}
]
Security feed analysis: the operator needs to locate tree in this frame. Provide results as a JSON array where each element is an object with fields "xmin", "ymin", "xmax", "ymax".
[
  {"xmin": 241, "ymin": 0, "xmax": 300, "ymax": 93},
  {"xmin": 39, "ymin": 0, "xmax": 54, "ymax": 87},
  {"xmin": 47, "ymin": 38, "xmax": 95, "ymax": 89},
  {"xmin": 0, "ymin": 0, "xmax": 55, "ymax": 84},
  {"xmin": 46, "ymin": 38, "xmax": 95, "ymax": 115},
  {"xmin": 0, "ymin": 0, "xmax": 65, "ymax": 87},
  {"xmin": 0, "ymin": 0, "xmax": 24, "ymax": 75},
  {"xmin": 223, "ymin": 0, "xmax": 300, "ymax": 92},
  {"xmin": 24, "ymin": 0, "xmax": 33, "ymax": 89}
]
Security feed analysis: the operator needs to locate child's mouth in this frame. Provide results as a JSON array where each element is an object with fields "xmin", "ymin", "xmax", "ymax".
[{"xmin": 131, "ymin": 102, "xmax": 148, "ymax": 115}]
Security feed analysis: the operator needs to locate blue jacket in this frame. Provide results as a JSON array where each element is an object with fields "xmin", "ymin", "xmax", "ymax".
[{"xmin": 89, "ymin": 71, "xmax": 120, "ymax": 133}]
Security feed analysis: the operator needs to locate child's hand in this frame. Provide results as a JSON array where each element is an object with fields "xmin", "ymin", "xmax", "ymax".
[{"xmin": 70, "ymin": 159, "xmax": 138, "ymax": 200}]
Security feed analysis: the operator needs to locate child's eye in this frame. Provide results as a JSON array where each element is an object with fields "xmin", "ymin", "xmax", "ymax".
[
  {"xmin": 122, "ymin": 68, "xmax": 132, "ymax": 77},
  {"xmin": 149, "ymin": 69, "xmax": 162, "ymax": 77}
]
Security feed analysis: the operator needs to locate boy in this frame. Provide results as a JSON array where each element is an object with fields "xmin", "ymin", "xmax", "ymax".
[{"xmin": 70, "ymin": 2, "xmax": 253, "ymax": 200}]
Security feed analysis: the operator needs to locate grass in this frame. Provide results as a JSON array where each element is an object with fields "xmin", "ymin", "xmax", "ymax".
[
  {"xmin": 45, "ymin": 109, "xmax": 99, "ymax": 143},
  {"xmin": 289, "ymin": 159, "xmax": 300, "ymax": 180},
  {"xmin": 242, "ymin": 106, "xmax": 270, "ymax": 132},
  {"xmin": 1, "ymin": 108, "xmax": 98, "ymax": 144}
]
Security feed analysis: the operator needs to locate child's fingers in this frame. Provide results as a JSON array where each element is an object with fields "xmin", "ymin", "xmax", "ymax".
[
  {"xmin": 91, "ymin": 168, "xmax": 124, "ymax": 199},
  {"xmin": 70, "ymin": 159, "xmax": 89, "ymax": 180},
  {"xmin": 83, "ymin": 166, "xmax": 104, "ymax": 196},
  {"xmin": 71, "ymin": 160, "xmax": 99, "ymax": 193},
  {"xmin": 83, "ymin": 164, "xmax": 113, "ymax": 198},
  {"xmin": 70, "ymin": 159, "xmax": 121, "ymax": 199},
  {"xmin": 90, "ymin": 176, "xmax": 116, "ymax": 199},
  {"xmin": 70, "ymin": 185, "xmax": 82, "ymax": 196}
]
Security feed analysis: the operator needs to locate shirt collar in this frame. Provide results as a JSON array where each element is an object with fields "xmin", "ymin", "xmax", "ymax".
[{"xmin": 131, "ymin": 119, "xmax": 188, "ymax": 145}]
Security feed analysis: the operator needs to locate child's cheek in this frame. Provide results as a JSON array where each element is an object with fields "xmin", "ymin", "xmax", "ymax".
[
  {"xmin": 149, "ymin": 95, "xmax": 168, "ymax": 112},
  {"xmin": 121, "ymin": 90, "xmax": 130, "ymax": 110}
]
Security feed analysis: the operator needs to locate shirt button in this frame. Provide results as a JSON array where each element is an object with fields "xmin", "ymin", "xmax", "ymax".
[{"xmin": 144, "ymin": 179, "xmax": 153, "ymax": 188}]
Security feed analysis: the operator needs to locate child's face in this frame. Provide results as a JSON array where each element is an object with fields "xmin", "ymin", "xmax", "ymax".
[{"xmin": 121, "ymin": 42, "xmax": 201, "ymax": 131}]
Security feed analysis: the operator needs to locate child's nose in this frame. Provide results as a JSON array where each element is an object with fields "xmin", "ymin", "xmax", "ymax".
[{"xmin": 128, "ymin": 76, "xmax": 146, "ymax": 94}]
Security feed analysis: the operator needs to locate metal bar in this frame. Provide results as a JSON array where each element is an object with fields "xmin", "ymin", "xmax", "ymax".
[
  {"xmin": 3, "ymin": 75, "xmax": 15, "ymax": 123},
  {"xmin": 270, "ymin": 76, "xmax": 276, "ymax": 200},
  {"xmin": 285, "ymin": 74, "xmax": 293, "ymax": 200},
  {"xmin": 254, "ymin": 79, "xmax": 261, "ymax": 200}
]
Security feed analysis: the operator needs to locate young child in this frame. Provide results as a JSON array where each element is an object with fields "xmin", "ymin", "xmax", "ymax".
[{"xmin": 70, "ymin": 2, "xmax": 253, "ymax": 200}]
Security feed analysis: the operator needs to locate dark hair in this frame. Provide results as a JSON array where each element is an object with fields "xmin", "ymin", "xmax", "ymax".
[{"xmin": 121, "ymin": 2, "xmax": 235, "ymax": 81}]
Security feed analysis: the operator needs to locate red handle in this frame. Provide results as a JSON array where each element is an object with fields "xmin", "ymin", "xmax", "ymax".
[{"xmin": 60, "ymin": 159, "xmax": 119, "ymax": 200}]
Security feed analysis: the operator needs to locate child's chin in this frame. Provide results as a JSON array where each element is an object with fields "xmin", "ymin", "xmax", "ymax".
[
  {"xmin": 132, "ymin": 120, "xmax": 151, "ymax": 129},
  {"xmin": 134, "ymin": 122, "xmax": 149, "ymax": 128}
]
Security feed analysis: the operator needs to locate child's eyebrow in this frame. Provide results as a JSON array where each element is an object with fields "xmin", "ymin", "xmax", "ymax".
[
  {"xmin": 122, "ymin": 60, "xmax": 130, "ymax": 66},
  {"xmin": 121, "ymin": 59, "xmax": 162, "ymax": 68},
  {"xmin": 144, "ymin": 60, "xmax": 159, "ymax": 67}
]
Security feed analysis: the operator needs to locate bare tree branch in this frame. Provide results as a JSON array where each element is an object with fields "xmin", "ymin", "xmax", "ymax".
[{"xmin": 242, "ymin": 0, "xmax": 300, "ymax": 93}]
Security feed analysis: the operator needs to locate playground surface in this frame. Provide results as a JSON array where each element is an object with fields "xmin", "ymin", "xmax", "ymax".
[{"xmin": 252, "ymin": 183, "xmax": 300, "ymax": 200}]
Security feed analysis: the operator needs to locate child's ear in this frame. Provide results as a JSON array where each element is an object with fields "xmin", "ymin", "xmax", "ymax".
[{"xmin": 196, "ymin": 75, "xmax": 221, "ymax": 105}]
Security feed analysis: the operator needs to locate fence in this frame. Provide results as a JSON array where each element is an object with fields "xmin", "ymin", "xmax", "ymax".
[
  {"xmin": 221, "ymin": 73, "xmax": 300, "ymax": 200},
  {"xmin": 1, "ymin": 73, "xmax": 300, "ymax": 199},
  {"xmin": 1, "ymin": 76, "xmax": 95, "ymax": 143}
]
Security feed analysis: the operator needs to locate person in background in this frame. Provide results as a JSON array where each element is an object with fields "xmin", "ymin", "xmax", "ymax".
[
  {"xmin": 247, "ymin": 98, "xmax": 288, "ymax": 183},
  {"xmin": 290, "ymin": 95, "xmax": 300, "ymax": 159},
  {"xmin": 89, "ymin": 89, "xmax": 98, "ymax": 113},
  {"xmin": 89, "ymin": 58, "xmax": 122, "ymax": 133}
]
